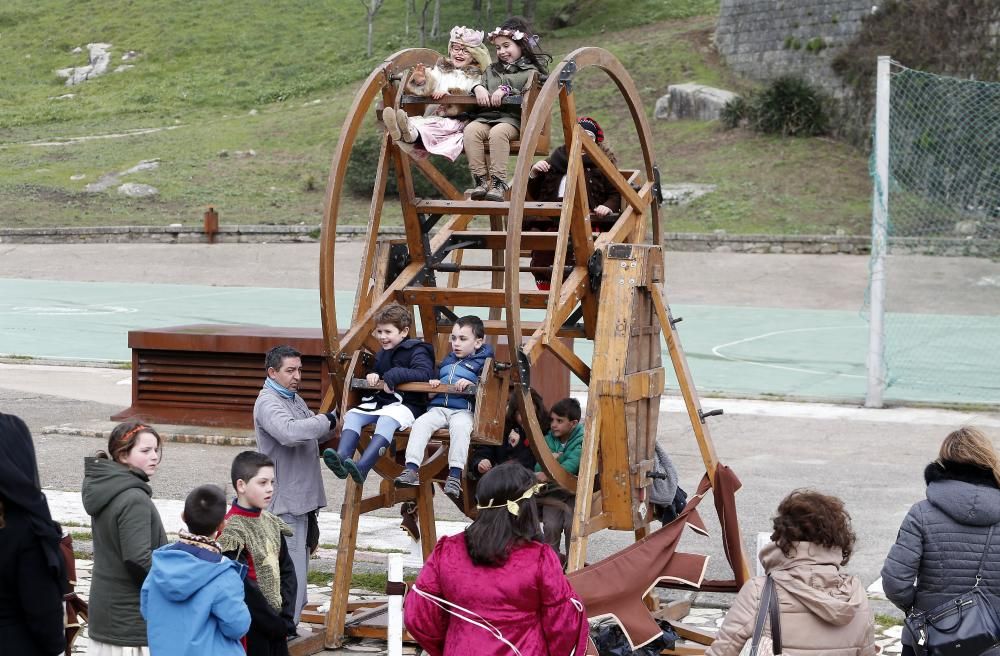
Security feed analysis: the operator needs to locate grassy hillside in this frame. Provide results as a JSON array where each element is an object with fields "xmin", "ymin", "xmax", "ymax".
[{"xmin": 0, "ymin": 0, "xmax": 870, "ymax": 234}]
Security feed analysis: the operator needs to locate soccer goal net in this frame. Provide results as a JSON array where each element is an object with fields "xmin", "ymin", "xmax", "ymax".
[{"xmin": 866, "ymin": 57, "xmax": 1000, "ymax": 407}]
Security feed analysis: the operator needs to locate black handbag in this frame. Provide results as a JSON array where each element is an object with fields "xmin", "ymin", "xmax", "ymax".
[{"xmin": 905, "ymin": 524, "xmax": 1000, "ymax": 656}]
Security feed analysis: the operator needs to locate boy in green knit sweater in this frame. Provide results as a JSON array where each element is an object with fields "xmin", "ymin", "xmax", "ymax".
[
  {"xmin": 534, "ymin": 397, "xmax": 584, "ymax": 565},
  {"xmin": 219, "ymin": 451, "xmax": 297, "ymax": 655}
]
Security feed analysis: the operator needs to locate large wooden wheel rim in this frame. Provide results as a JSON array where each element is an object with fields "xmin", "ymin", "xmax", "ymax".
[
  {"xmin": 318, "ymin": 48, "xmax": 440, "ymax": 405},
  {"xmin": 504, "ymin": 47, "xmax": 661, "ymax": 493}
]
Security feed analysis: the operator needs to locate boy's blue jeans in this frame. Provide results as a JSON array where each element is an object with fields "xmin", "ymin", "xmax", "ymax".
[{"xmin": 404, "ymin": 406, "xmax": 474, "ymax": 470}]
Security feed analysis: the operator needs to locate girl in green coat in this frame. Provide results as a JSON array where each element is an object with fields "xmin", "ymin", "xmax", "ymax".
[
  {"xmin": 82, "ymin": 421, "xmax": 168, "ymax": 656},
  {"xmin": 464, "ymin": 17, "xmax": 551, "ymax": 202}
]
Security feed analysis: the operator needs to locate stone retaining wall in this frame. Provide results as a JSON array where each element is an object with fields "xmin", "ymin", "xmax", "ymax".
[
  {"xmin": 3, "ymin": 223, "xmax": 997, "ymax": 257},
  {"xmin": 715, "ymin": 0, "xmax": 872, "ymax": 96}
]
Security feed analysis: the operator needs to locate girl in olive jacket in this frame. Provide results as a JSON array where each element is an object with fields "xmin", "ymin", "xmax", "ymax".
[
  {"xmin": 82, "ymin": 422, "xmax": 168, "ymax": 654},
  {"xmin": 464, "ymin": 17, "xmax": 551, "ymax": 202}
]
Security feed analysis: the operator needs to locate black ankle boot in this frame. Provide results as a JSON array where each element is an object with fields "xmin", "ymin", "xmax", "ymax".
[
  {"xmin": 484, "ymin": 176, "xmax": 509, "ymax": 202},
  {"xmin": 470, "ymin": 174, "xmax": 490, "ymax": 200}
]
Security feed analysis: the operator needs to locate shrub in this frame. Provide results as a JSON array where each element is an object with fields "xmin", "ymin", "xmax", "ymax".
[
  {"xmin": 720, "ymin": 77, "xmax": 829, "ymax": 137},
  {"xmin": 753, "ymin": 76, "xmax": 829, "ymax": 136},
  {"xmin": 720, "ymin": 96, "xmax": 751, "ymax": 129},
  {"xmin": 345, "ymin": 130, "xmax": 471, "ymax": 198}
]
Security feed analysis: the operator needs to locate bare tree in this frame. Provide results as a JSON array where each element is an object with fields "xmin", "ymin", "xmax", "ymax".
[
  {"xmin": 405, "ymin": 0, "xmax": 415, "ymax": 36},
  {"xmin": 472, "ymin": 0, "xmax": 483, "ymax": 28},
  {"xmin": 522, "ymin": 0, "xmax": 536, "ymax": 23},
  {"xmin": 431, "ymin": 0, "xmax": 441, "ymax": 39},
  {"xmin": 418, "ymin": 0, "xmax": 433, "ymax": 47},
  {"xmin": 359, "ymin": 0, "xmax": 386, "ymax": 57},
  {"xmin": 506, "ymin": 0, "xmax": 514, "ymax": 17}
]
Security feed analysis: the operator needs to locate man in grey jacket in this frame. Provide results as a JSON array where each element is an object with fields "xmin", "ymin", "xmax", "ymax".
[{"xmin": 254, "ymin": 344, "xmax": 337, "ymax": 626}]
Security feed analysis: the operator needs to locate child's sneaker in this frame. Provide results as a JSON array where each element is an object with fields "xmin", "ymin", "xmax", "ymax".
[
  {"xmin": 394, "ymin": 468, "xmax": 420, "ymax": 488},
  {"xmin": 443, "ymin": 475, "xmax": 462, "ymax": 499}
]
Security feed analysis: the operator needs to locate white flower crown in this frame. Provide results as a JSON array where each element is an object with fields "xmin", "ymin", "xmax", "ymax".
[{"xmin": 488, "ymin": 27, "xmax": 525, "ymax": 42}]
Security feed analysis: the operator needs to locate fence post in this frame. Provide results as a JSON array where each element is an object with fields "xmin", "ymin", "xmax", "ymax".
[
  {"xmin": 203, "ymin": 206, "xmax": 219, "ymax": 244},
  {"xmin": 865, "ymin": 55, "xmax": 891, "ymax": 408}
]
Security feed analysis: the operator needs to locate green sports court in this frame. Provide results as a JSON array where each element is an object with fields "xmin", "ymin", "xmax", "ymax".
[{"xmin": 2, "ymin": 277, "xmax": 996, "ymax": 405}]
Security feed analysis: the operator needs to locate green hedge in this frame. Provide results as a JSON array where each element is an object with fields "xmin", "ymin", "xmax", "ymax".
[{"xmin": 345, "ymin": 131, "xmax": 471, "ymax": 198}]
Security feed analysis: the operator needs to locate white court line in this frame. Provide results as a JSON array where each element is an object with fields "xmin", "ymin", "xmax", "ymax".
[
  {"xmin": 711, "ymin": 326, "xmax": 866, "ymax": 379},
  {"xmin": 567, "ymin": 392, "xmax": 1000, "ymax": 427}
]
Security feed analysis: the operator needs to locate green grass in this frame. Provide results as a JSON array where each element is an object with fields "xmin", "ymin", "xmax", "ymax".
[
  {"xmin": 0, "ymin": 0, "xmax": 871, "ymax": 235},
  {"xmin": 307, "ymin": 570, "xmax": 414, "ymax": 591},
  {"xmin": 875, "ymin": 612, "xmax": 903, "ymax": 630}
]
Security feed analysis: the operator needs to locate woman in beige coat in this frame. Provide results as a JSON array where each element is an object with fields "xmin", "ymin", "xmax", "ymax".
[{"xmin": 707, "ymin": 490, "xmax": 876, "ymax": 656}]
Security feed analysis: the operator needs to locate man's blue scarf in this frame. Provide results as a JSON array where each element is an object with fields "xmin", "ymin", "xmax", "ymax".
[{"xmin": 264, "ymin": 377, "xmax": 295, "ymax": 399}]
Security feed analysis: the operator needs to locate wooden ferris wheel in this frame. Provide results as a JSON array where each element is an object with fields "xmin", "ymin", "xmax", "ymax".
[{"xmin": 300, "ymin": 45, "xmax": 749, "ymax": 654}]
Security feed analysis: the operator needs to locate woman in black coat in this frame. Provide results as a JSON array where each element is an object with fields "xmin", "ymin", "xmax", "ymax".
[
  {"xmin": 0, "ymin": 413, "xmax": 67, "ymax": 656},
  {"xmin": 881, "ymin": 426, "xmax": 1000, "ymax": 656}
]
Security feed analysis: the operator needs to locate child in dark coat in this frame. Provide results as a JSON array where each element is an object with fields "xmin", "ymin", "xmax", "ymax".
[
  {"xmin": 469, "ymin": 388, "xmax": 547, "ymax": 480},
  {"xmin": 323, "ymin": 303, "xmax": 435, "ymax": 484}
]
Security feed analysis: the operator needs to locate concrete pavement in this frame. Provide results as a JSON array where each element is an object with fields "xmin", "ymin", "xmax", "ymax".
[{"xmin": 4, "ymin": 241, "xmax": 1000, "ymax": 652}]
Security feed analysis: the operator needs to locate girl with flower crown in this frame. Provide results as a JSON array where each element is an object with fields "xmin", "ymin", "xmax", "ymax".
[
  {"xmin": 382, "ymin": 26, "xmax": 492, "ymax": 162},
  {"xmin": 404, "ymin": 462, "xmax": 589, "ymax": 655},
  {"xmin": 464, "ymin": 16, "xmax": 552, "ymax": 202}
]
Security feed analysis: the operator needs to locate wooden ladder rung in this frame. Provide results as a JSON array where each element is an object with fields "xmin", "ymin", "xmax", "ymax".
[
  {"xmin": 414, "ymin": 199, "xmax": 563, "ymax": 216},
  {"xmin": 434, "ymin": 319, "xmax": 585, "ymax": 338},
  {"xmin": 397, "ymin": 287, "xmax": 550, "ymax": 309},
  {"xmin": 448, "ymin": 230, "xmax": 560, "ymax": 250}
]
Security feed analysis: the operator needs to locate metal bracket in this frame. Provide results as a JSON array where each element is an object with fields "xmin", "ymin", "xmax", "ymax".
[
  {"xmin": 386, "ymin": 243, "xmax": 411, "ymax": 286},
  {"xmin": 418, "ymin": 213, "xmax": 443, "ymax": 234},
  {"xmin": 558, "ymin": 60, "xmax": 578, "ymax": 92},
  {"xmin": 516, "ymin": 349, "xmax": 531, "ymax": 389},
  {"xmin": 434, "ymin": 305, "xmax": 459, "ymax": 326},
  {"xmin": 698, "ymin": 408, "xmax": 724, "ymax": 423},
  {"xmin": 587, "ymin": 249, "xmax": 603, "ymax": 293},
  {"xmin": 562, "ymin": 305, "xmax": 585, "ymax": 330},
  {"xmin": 653, "ymin": 165, "xmax": 665, "ymax": 206}
]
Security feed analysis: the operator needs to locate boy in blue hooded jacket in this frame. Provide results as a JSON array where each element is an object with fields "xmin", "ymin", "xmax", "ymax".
[
  {"xmin": 141, "ymin": 484, "xmax": 250, "ymax": 656},
  {"xmin": 394, "ymin": 315, "xmax": 494, "ymax": 498}
]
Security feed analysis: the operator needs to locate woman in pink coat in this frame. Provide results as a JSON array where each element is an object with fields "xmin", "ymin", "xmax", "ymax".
[
  {"xmin": 404, "ymin": 462, "xmax": 589, "ymax": 655},
  {"xmin": 707, "ymin": 490, "xmax": 876, "ymax": 656}
]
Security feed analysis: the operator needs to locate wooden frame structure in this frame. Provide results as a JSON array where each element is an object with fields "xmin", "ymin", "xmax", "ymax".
[{"xmin": 296, "ymin": 46, "xmax": 750, "ymax": 655}]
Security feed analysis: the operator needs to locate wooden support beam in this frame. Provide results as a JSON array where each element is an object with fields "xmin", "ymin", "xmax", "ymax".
[
  {"xmin": 566, "ymin": 402, "xmax": 600, "ymax": 571},
  {"xmin": 434, "ymin": 319, "xmax": 585, "ymax": 338},
  {"xmin": 447, "ymin": 230, "xmax": 560, "ymax": 250},
  {"xmin": 650, "ymin": 284, "xmax": 720, "ymax": 481},
  {"xmin": 545, "ymin": 336, "xmax": 591, "ymax": 384},
  {"xmin": 625, "ymin": 369, "xmax": 665, "ymax": 403},
  {"xmin": 325, "ymin": 480, "xmax": 362, "ymax": 647},
  {"xmin": 581, "ymin": 135, "xmax": 647, "ymax": 218},
  {"xmin": 413, "ymin": 199, "xmax": 562, "ymax": 216},
  {"xmin": 398, "ymin": 287, "xmax": 550, "ymax": 309}
]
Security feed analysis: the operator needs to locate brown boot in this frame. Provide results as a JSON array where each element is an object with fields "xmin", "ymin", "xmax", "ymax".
[
  {"xmin": 469, "ymin": 174, "xmax": 490, "ymax": 200},
  {"xmin": 483, "ymin": 175, "xmax": 509, "ymax": 202}
]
